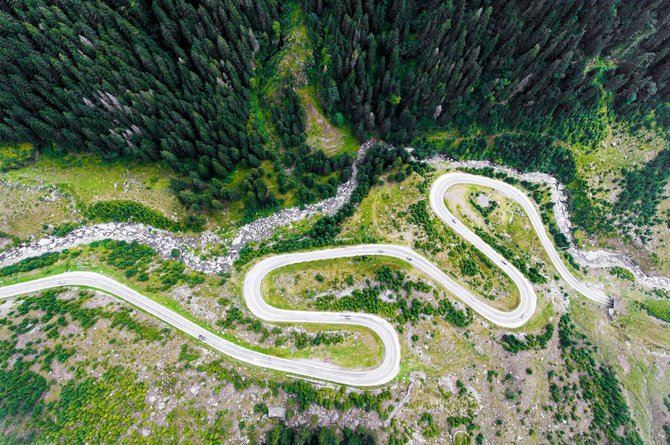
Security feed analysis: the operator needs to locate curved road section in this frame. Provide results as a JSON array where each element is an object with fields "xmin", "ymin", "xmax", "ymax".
[
  {"xmin": 431, "ymin": 173, "xmax": 611, "ymax": 306},
  {"xmin": 0, "ymin": 172, "xmax": 610, "ymax": 386}
]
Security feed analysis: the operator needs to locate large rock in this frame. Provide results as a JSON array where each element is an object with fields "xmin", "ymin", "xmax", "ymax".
[{"xmin": 268, "ymin": 406, "xmax": 286, "ymax": 419}]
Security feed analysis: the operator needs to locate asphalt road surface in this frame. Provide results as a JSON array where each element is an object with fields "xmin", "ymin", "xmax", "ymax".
[
  {"xmin": 0, "ymin": 172, "xmax": 610, "ymax": 386},
  {"xmin": 430, "ymin": 173, "xmax": 611, "ymax": 306}
]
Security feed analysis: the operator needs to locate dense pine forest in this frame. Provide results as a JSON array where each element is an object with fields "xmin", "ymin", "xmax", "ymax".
[
  {"xmin": 304, "ymin": 0, "xmax": 670, "ymax": 144},
  {"xmin": 0, "ymin": 0, "xmax": 275, "ymax": 212},
  {"xmin": 1, "ymin": 3, "xmax": 670, "ymax": 443},
  {"xmin": 1, "ymin": 0, "xmax": 669, "ymax": 231},
  {"xmin": 0, "ymin": 0, "xmax": 351, "ymax": 218},
  {"xmin": 301, "ymin": 0, "xmax": 670, "ymax": 237}
]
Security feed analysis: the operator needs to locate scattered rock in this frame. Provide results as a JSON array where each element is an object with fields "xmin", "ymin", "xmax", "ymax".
[
  {"xmin": 476, "ymin": 193, "xmax": 490, "ymax": 207},
  {"xmin": 427, "ymin": 155, "xmax": 670, "ymax": 291},
  {"xmin": 268, "ymin": 406, "xmax": 286, "ymax": 419},
  {"xmin": 1, "ymin": 141, "xmax": 667, "ymax": 294}
]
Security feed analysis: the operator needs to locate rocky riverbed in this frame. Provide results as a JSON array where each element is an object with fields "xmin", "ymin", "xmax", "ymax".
[
  {"xmin": 433, "ymin": 156, "xmax": 670, "ymax": 290},
  {"xmin": 0, "ymin": 141, "xmax": 374, "ymax": 275},
  {"xmin": 1, "ymin": 141, "xmax": 667, "ymax": 292}
]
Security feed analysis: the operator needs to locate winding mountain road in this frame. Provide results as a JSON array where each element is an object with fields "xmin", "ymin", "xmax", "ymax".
[
  {"xmin": 0, "ymin": 172, "xmax": 611, "ymax": 386},
  {"xmin": 431, "ymin": 173, "xmax": 612, "ymax": 306}
]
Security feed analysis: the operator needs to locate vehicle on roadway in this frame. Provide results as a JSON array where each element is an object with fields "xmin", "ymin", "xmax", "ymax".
[
  {"xmin": 406, "ymin": 257, "xmax": 413, "ymax": 262},
  {"xmin": 198, "ymin": 334, "xmax": 206, "ymax": 341},
  {"xmin": 58, "ymin": 280, "xmax": 66, "ymax": 285},
  {"xmin": 378, "ymin": 249, "xmax": 384, "ymax": 253}
]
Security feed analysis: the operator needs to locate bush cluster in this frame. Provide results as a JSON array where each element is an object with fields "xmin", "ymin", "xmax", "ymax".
[
  {"xmin": 86, "ymin": 200, "xmax": 205, "ymax": 232},
  {"xmin": 500, "ymin": 323, "xmax": 554, "ymax": 353}
]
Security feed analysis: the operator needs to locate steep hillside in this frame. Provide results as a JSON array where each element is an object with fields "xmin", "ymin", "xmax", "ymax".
[
  {"xmin": 0, "ymin": 1, "xmax": 359, "ymax": 223},
  {"xmin": 303, "ymin": 0, "xmax": 670, "ymax": 254},
  {"xmin": 304, "ymin": 0, "xmax": 670, "ymax": 145}
]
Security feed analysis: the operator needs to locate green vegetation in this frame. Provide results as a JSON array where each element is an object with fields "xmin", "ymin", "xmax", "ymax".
[
  {"xmin": 86, "ymin": 200, "xmax": 204, "ymax": 232},
  {"xmin": 304, "ymin": 1, "xmax": 668, "ymax": 147},
  {"xmin": 408, "ymin": 199, "xmax": 445, "ymax": 251},
  {"xmin": 282, "ymin": 379, "xmax": 390, "ymax": 413},
  {"xmin": 420, "ymin": 412, "xmax": 439, "ymax": 438},
  {"xmin": 610, "ymin": 266, "xmax": 635, "ymax": 282},
  {"xmin": 0, "ymin": 2, "xmax": 357, "ymax": 222},
  {"xmin": 500, "ymin": 323, "xmax": 554, "ymax": 353},
  {"xmin": 41, "ymin": 366, "xmax": 146, "ymax": 443},
  {"xmin": 297, "ymin": 85, "xmax": 360, "ymax": 156},
  {"xmin": 614, "ymin": 148, "xmax": 670, "ymax": 241},
  {"xmin": 1, "ymin": 0, "xmax": 666, "ymax": 247},
  {"xmin": 216, "ymin": 304, "xmax": 349, "ymax": 355},
  {"xmin": 664, "ymin": 396, "xmax": 670, "ymax": 445},
  {"xmin": 643, "ymin": 300, "xmax": 670, "ymax": 323},
  {"xmin": 1, "ymin": 144, "xmax": 190, "ymax": 238},
  {"xmin": 0, "ymin": 1, "xmax": 280, "ymax": 216},
  {"xmin": 315, "ymin": 264, "xmax": 472, "ymax": 327},
  {"xmin": 565, "ymin": 136, "xmax": 670, "ymax": 243},
  {"xmin": 217, "ymin": 2, "xmax": 359, "ymax": 219},
  {"xmin": 49, "ymin": 222, "xmax": 82, "ymax": 237},
  {"xmin": 0, "ymin": 252, "xmax": 62, "ymax": 277},
  {"xmin": 564, "ymin": 177, "xmax": 610, "ymax": 236},
  {"xmin": 550, "ymin": 314, "xmax": 643, "ymax": 444},
  {"xmin": 1, "ymin": 0, "xmax": 668, "ymax": 247},
  {"xmin": 291, "ymin": 331, "xmax": 343, "ymax": 350},
  {"xmin": 88, "ymin": 239, "xmax": 205, "ymax": 290},
  {"xmin": 303, "ymin": 0, "xmax": 669, "ymax": 242},
  {"xmin": 469, "ymin": 193, "xmax": 498, "ymax": 218},
  {"xmin": 0, "ymin": 142, "xmax": 34, "ymax": 171},
  {"xmin": 263, "ymin": 424, "xmax": 376, "ymax": 445},
  {"xmin": 0, "ymin": 363, "xmax": 47, "ymax": 418},
  {"xmin": 473, "ymin": 228, "xmax": 546, "ymax": 284}
]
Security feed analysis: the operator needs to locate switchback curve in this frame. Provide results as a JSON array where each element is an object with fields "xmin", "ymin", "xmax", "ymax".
[{"xmin": 0, "ymin": 172, "xmax": 611, "ymax": 386}]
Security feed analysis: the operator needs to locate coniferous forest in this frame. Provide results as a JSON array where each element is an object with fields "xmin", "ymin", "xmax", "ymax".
[
  {"xmin": 0, "ymin": 0, "xmax": 669, "ymax": 230},
  {"xmin": 2, "ymin": 3, "xmax": 670, "ymax": 444},
  {"xmin": 304, "ymin": 0, "xmax": 670, "ymax": 143},
  {"xmin": 0, "ymin": 0, "xmax": 278, "ymax": 212}
]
